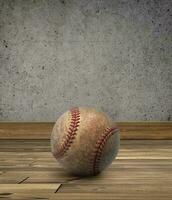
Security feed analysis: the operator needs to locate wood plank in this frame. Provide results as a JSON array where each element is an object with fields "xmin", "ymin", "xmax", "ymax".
[
  {"xmin": 58, "ymin": 183, "xmax": 172, "ymax": 193},
  {"xmin": 0, "ymin": 172, "xmax": 28, "ymax": 184},
  {"xmin": 50, "ymin": 193, "xmax": 172, "ymax": 200},
  {"xmin": 0, "ymin": 139, "xmax": 50, "ymax": 152},
  {"xmin": 0, "ymin": 122, "xmax": 172, "ymax": 139},
  {"xmin": 118, "ymin": 122, "xmax": 172, "ymax": 139},
  {"xmin": 0, "ymin": 139, "xmax": 172, "ymax": 151},
  {"xmin": 0, "ymin": 171, "xmax": 77, "ymax": 184},
  {"xmin": 0, "ymin": 183, "xmax": 60, "ymax": 192},
  {"xmin": 1, "ymin": 192, "xmax": 171, "ymax": 200},
  {"xmin": 0, "ymin": 122, "xmax": 53, "ymax": 139},
  {"xmin": 1, "ymin": 192, "xmax": 54, "ymax": 200},
  {"xmin": 0, "ymin": 184, "xmax": 61, "ymax": 200},
  {"xmin": 0, "ymin": 193, "xmax": 53, "ymax": 200}
]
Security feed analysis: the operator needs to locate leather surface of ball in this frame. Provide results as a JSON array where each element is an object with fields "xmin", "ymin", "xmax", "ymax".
[{"xmin": 51, "ymin": 107, "xmax": 120, "ymax": 176}]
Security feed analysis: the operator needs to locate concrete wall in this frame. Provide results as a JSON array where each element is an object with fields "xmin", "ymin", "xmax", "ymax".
[{"xmin": 0, "ymin": 0, "xmax": 172, "ymax": 121}]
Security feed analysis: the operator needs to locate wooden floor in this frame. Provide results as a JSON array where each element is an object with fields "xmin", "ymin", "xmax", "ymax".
[{"xmin": 0, "ymin": 139, "xmax": 172, "ymax": 200}]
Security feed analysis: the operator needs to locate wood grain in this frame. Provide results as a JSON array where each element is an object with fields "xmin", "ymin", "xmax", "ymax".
[
  {"xmin": 0, "ymin": 122, "xmax": 172, "ymax": 139},
  {"xmin": 0, "ymin": 139, "xmax": 172, "ymax": 199}
]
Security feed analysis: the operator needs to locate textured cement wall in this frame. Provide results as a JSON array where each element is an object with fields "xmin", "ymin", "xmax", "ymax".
[{"xmin": 0, "ymin": 0, "xmax": 172, "ymax": 121}]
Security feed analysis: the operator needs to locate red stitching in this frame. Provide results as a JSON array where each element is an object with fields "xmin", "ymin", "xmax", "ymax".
[
  {"xmin": 90, "ymin": 127, "xmax": 119, "ymax": 175},
  {"xmin": 54, "ymin": 107, "xmax": 80, "ymax": 158}
]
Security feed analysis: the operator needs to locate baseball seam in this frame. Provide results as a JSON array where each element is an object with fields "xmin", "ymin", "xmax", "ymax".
[
  {"xmin": 54, "ymin": 107, "xmax": 80, "ymax": 158},
  {"xmin": 90, "ymin": 127, "xmax": 119, "ymax": 175}
]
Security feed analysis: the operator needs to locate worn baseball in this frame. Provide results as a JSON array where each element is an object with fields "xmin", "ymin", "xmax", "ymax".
[{"xmin": 51, "ymin": 107, "xmax": 120, "ymax": 176}]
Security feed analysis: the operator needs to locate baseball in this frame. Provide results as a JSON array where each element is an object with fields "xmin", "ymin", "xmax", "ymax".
[{"xmin": 51, "ymin": 107, "xmax": 120, "ymax": 176}]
